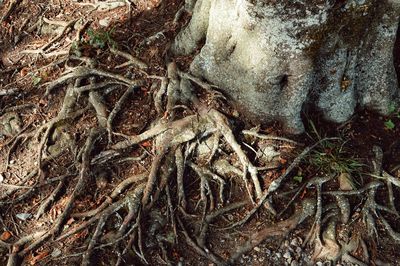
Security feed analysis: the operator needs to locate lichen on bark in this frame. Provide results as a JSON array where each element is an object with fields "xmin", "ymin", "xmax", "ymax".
[{"xmin": 172, "ymin": 0, "xmax": 400, "ymax": 133}]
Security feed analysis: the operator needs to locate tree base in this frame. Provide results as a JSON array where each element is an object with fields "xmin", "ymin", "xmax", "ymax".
[{"xmin": 172, "ymin": 0, "xmax": 400, "ymax": 133}]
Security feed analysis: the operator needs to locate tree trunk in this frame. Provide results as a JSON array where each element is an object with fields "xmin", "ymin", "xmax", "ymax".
[{"xmin": 172, "ymin": 0, "xmax": 400, "ymax": 133}]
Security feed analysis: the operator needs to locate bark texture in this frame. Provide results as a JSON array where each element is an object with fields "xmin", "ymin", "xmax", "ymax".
[{"xmin": 172, "ymin": 0, "xmax": 400, "ymax": 133}]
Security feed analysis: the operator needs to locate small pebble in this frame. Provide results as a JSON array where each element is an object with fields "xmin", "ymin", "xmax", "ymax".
[
  {"xmin": 316, "ymin": 262, "xmax": 323, "ymax": 266},
  {"xmin": 254, "ymin": 247, "xmax": 261, "ymax": 252},
  {"xmin": 283, "ymin": 251, "xmax": 291, "ymax": 260},
  {"xmin": 291, "ymin": 260, "xmax": 299, "ymax": 266},
  {"xmin": 276, "ymin": 252, "xmax": 282, "ymax": 259}
]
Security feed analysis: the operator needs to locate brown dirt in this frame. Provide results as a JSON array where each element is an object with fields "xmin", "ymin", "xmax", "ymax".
[{"xmin": 0, "ymin": 1, "xmax": 400, "ymax": 266}]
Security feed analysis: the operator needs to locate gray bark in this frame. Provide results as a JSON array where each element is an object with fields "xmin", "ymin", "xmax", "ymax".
[{"xmin": 172, "ymin": 0, "xmax": 400, "ymax": 133}]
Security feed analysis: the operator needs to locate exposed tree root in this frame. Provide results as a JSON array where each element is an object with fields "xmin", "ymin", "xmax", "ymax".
[
  {"xmin": 21, "ymin": 18, "xmax": 78, "ymax": 57},
  {"xmin": 229, "ymin": 198, "xmax": 316, "ymax": 263},
  {"xmin": 2, "ymin": 35, "xmax": 399, "ymax": 266}
]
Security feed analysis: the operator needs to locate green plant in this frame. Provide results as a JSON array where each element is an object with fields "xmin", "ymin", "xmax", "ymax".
[
  {"xmin": 86, "ymin": 28, "xmax": 117, "ymax": 49},
  {"xmin": 307, "ymin": 120, "xmax": 364, "ymax": 177},
  {"xmin": 384, "ymin": 119, "xmax": 395, "ymax": 130},
  {"xmin": 309, "ymin": 141, "xmax": 364, "ymax": 175},
  {"xmin": 31, "ymin": 74, "xmax": 42, "ymax": 86},
  {"xmin": 388, "ymin": 102, "xmax": 397, "ymax": 114},
  {"xmin": 293, "ymin": 175, "xmax": 303, "ymax": 183},
  {"xmin": 384, "ymin": 102, "xmax": 399, "ymax": 129}
]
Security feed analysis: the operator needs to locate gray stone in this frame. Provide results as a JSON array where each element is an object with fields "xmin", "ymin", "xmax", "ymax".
[
  {"xmin": 283, "ymin": 251, "xmax": 292, "ymax": 260},
  {"xmin": 173, "ymin": 0, "xmax": 400, "ymax": 133},
  {"xmin": 290, "ymin": 238, "xmax": 299, "ymax": 247}
]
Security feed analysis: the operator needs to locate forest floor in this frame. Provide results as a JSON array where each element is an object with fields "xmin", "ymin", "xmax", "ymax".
[{"xmin": 1, "ymin": 1, "xmax": 400, "ymax": 265}]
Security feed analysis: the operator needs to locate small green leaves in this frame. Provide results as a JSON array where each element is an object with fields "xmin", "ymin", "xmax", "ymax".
[
  {"xmin": 86, "ymin": 28, "xmax": 116, "ymax": 49},
  {"xmin": 384, "ymin": 119, "xmax": 395, "ymax": 130},
  {"xmin": 388, "ymin": 102, "xmax": 397, "ymax": 114},
  {"xmin": 293, "ymin": 175, "xmax": 303, "ymax": 183},
  {"xmin": 32, "ymin": 75, "xmax": 42, "ymax": 86}
]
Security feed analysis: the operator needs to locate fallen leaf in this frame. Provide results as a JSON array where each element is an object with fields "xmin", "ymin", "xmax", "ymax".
[
  {"xmin": 0, "ymin": 231, "xmax": 12, "ymax": 241},
  {"xmin": 66, "ymin": 218, "xmax": 75, "ymax": 225},
  {"xmin": 30, "ymin": 250, "xmax": 49, "ymax": 265},
  {"xmin": 20, "ymin": 67, "xmax": 29, "ymax": 77},
  {"xmin": 300, "ymin": 189, "xmax": 307, "ymax": 199},
  {"xmin": 141, "ymin": 140, "xmax": 152, "ymax": 147},
  {"xmin": 279, "ymin": 158, "xmax": 287, "ymax": 164}
]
